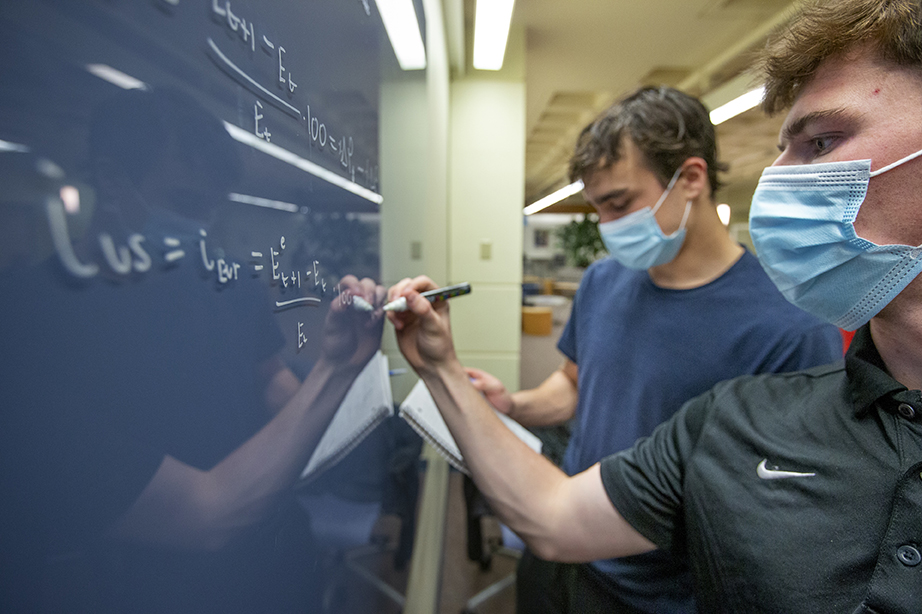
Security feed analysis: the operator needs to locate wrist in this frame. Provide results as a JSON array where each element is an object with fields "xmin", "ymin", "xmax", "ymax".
[
  {"xmin": 313, "ymin": 354, "xmax": 364, "ymax": 382},
  {"xmin": 418, "ymin": 354, "xmax": 467, "ymax": 387}
]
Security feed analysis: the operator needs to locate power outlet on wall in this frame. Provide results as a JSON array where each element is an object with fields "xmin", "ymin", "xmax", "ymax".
[{"xmin": 479, "ymin": 239, "xmax": 492, "ymax": 261}]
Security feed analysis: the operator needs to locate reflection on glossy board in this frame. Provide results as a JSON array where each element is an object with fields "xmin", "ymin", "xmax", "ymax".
[{"xmin": 0, "ymin": 1, "xmax": 401, "ymax": 611}]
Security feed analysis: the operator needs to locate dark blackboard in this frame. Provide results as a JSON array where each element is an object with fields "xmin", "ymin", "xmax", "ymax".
[{"xmin": 0, "ymin": 1, "xmax": 406, "ymax": 611}]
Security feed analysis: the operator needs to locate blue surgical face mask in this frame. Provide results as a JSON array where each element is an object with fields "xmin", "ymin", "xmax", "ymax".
[
  {"xmin": 598, "ymin": 167, "xmax": 692, "ymax": 270},
  {"xmin": 749, "ymin": 147, "xmax": 922, "ymax": 330}
]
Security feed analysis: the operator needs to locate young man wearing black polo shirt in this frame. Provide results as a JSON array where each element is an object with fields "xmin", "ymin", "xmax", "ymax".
[
  {"xmin": 465, "ymin": 86, "xmax": 842, "ymax": 614},
  {"xmin": 387, "ymin": 0, "xmax": 922, "ymax": 611}
]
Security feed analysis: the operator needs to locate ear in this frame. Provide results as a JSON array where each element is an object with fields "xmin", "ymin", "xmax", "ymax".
[{"xmin": 677, "ymin": 157, "xmax": 709, "ymax": 202}]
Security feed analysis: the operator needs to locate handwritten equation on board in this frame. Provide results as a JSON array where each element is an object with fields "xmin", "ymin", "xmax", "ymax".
[
  {"xmin": 207, "ymin": 0, "xmax": 378, "ymax": 191},
  {"xmin": 257, "ymin": 235, "xmax": 326, "ymax": 308},
  {"xmin": 44, "ymin": 196, "xmax": 351, "ymax": 350}
]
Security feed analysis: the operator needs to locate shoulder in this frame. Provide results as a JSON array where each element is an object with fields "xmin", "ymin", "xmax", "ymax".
[
  {"xmin": 721, "ymin": 249, "xmax": 783, "ymax": 290},
  {"xmin": 724, "ymin": 250, "xmax": 840, "ymax": 333},
  {"xmin": 713, "ymin": 360, "xmax": 845, "ymax": 394},
  {"xmin": 638, "ymin": 361, "xmax": 848, "ymax": 448},
  {"xmin": 704, "ymin": 361, "xmax": 848, "ymax": 424},
  {"xmin": 634, "ymin": 360, "xmax": 849, "ymax": 470},
  {"xmin": 581, "ymin": 256, "xmax": 614, "ymax": 281}
]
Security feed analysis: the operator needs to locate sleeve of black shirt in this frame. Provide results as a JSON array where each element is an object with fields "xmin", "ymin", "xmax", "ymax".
[{"xmin": 598, "ymin": 389, "xmax": 712, "ymax": 552}]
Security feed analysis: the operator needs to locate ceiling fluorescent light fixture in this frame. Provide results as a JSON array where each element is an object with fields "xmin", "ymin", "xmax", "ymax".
[
  {"xmin": 376, "ymin": 0, "xmax": 426, "ymax": 70},
  {"xmin": 473, "ymin": 0, "xmax": 515, "ymax": 70},
  {"xmin": 524, "ymin": 180, "xmax": 583, "ymax": 216},
  {"xmin": 709, "ymin": 86, "xmax": 765, "ymax": 125},
  {"xmin": 86, "ymin": 64, "xmax": 149, "ymax": 90},
  {"xmin": 0, "ymin": 138, "xmax": 29, "ymax": 153}
]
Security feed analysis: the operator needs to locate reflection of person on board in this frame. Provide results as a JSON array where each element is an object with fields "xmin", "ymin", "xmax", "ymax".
[{"xmin": 0, "ymin": 87, "xmax": 386, "ymax": 612}]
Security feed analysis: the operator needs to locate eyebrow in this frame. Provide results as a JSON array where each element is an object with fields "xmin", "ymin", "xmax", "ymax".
[
  {"xmin": 778, "ymin": 108, "xmax": 860, "ymax": 149},
  {"xmin": 590, "ymin": 188, "xmax": 629, "ymax": 205}
]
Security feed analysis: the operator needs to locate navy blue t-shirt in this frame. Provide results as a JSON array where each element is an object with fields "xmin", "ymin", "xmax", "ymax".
[{"xmin": 556, "ymin": 249, "xmax": 843, "ymax": 611}]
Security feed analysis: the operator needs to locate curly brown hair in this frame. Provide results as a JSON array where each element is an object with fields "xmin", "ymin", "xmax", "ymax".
[
  {"xmin": 568, "ymin": 86, "xmax": 726, "ymax": 196},
  {"xmin": 760, "ymin": 0, "xmax": 922, "ymax": 115}
]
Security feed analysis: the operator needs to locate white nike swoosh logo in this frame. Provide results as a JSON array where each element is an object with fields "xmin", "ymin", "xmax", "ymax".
[{"xmin": 757, "ymin": 459, "xmax": 816, "ymax": 480}]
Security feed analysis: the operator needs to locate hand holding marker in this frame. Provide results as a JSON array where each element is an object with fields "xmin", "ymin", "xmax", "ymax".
[
  {"xmin": 383, "ymin": 282, "xmax": 472, "ymax": 312},
  {"xmin": 351, "ymin": 295, "xmax": 375, "ymax": 312}
]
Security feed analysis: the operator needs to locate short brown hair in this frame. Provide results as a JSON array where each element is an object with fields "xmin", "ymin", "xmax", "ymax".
[
  {"xmin": 760, "ymin": 0, "xmax": 922, "ymax": 115},
  {"xmin": 568, "ymin": 86, "xmax": 726, "ymax": 196}
]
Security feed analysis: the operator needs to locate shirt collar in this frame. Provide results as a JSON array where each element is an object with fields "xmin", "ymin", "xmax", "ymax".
[{"xmin": 845, "ymin": 323, "xmax": 910, "ymax": 417}]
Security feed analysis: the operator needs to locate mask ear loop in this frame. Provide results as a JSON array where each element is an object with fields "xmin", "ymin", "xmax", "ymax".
[
  {"xmin": 867, "ymin": 148, "xmax": 922, "ymax": 253},
  {"xmin": 870, "ymin": 147, "xmax": 922, "ymax": 177},
  {"xmin": 651, "ymin": 166, "xmax": 684, "ymax": 215},
  {"xmin": 676, "ymin": 200, "xmax": 692, "ymax": 233},
  {"xmin": 658, "ymin": 200, "xmax": 694, "ymax": 239}
]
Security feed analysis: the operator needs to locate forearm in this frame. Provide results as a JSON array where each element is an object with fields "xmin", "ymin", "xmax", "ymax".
[
  {"xmin": 262, "ymin": 363, "xmax": 302, "ymax": 416},
  {"xmin": 422, "ymin": 360, "xmax": 563, "ymax": 546},
  {"xmin": 508, "ymin": 368, "xmax": 578, "ymax": 427},
  {"xmin": 419, "ymin": 358, "xmax": 647, "ymax": 561},
  {"xmin": 207, "ymin": 357, "xmax": 361, "ymax": 521},
  {"xmin": 386, "ymin": 276, "xmax": 652, "ymax": 561},
  {"xmin": 112, "ymin": 357, "xmax": 362, "ymax": 550}
]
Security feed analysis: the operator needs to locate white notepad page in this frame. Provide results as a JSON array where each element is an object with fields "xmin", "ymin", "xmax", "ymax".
[
  {"xmin": 299, "ymin": 351, "xmax": 394, "ymax": 482},
  {"xmin": 398, "ymin": 378, "xmax": 542, "ymax": 475}
]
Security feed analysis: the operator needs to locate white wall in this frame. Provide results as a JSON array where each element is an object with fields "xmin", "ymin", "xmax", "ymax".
[
  {"xmin": 380, "ymin": 16, "xmax": 526, "ymax": 399},
  {"xmin": 448, "ymin": 25, "xmax": 525, "ymax": 391}
]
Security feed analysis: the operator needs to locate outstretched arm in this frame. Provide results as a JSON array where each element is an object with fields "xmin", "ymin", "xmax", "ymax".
[{"xmin": 388, "ymin": 276, "xmax": 655, "ymax": 561}]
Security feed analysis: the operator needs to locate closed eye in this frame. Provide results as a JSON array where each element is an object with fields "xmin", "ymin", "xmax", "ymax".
[{"xmin": 601, "ymin": 197, "xmax": 629, "ymax": 211}]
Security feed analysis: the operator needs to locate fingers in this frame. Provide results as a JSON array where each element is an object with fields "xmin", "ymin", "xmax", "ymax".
[
  {"xmin": 386, "ymin": 276, "xmax": 440, "ymax": 330},
  {"xmin": 385, "ymin": 279, "xmax": 413, "ymax": 329},
  {"xmin": 372, "ymin": 282, "xmax": 387, "ymax": 306},
  {"xmin": 386, "ymin": 277, "xmax": 411, "ymax": 303},
  {"xmin": 465, "ymin": 367, "xmax": 490, "ymax": 386},
  {"xmin": 465, "ymin": 366, "xmax": 497, "ymax": 384},
  {"xmin": 354, "ymin": 277, "xmax": 383, "ymax": 320},
  {"xmin": 466, "ymin": 368, "xmax": 489, "ymax": 392},
  {"xmin": 357, "ymin": 276, "xmax": 377, "ymax": 299},
  {"xmin": 386, "ymin": 275, "xmax": 438, "ymax": 302},
  {"xmin": 334, "ymin": 276, "xmax": 388, "ymax": 319},
  {"xmin": 338, "ymin": 275, "xmax": 376, "ymax": 302}
]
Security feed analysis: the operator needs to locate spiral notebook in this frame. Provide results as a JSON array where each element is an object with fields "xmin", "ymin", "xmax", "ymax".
[
  {"xmin": 398, "ymin": 379, "xmax": 542, "ymax": 474},
  {"xmin": 299, "ymin": 351, "xmax": 393, "ymax": 483}
]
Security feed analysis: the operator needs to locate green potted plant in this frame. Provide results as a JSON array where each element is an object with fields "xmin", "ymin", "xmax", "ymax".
[{"xmin": 555, "ymin": 215, "xmax": 607, "ymax": 268}]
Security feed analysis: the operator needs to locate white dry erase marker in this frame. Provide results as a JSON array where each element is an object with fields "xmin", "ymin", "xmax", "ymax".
[
  {"xmin": 351, "ymin": 296, "xmax": 374, "ymax": 312},
  {"xmin": 383, "ymin": 282, "xmax": 472, "ymax": 312}
]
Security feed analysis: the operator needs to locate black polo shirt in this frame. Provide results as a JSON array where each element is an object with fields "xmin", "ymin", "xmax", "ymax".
[{"xmin": 601, "ymin": 324, "xmax": 922, "ymax": 613}]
